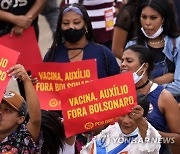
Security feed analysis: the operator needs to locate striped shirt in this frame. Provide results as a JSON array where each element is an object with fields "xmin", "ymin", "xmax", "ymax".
[{"xmin": 65, "ymin": 0, "xmax": 122, "ymax": 43}]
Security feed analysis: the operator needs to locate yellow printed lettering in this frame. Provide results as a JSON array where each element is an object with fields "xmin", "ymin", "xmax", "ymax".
[
  {"xmin": 88, "ymin": 96, "xmax": 134, "ymax": 114},
  {"xmin": 67, "ymin": 107, "xmax": 87, "ymax": 119},
  {"xmin": 66, "ymin": 80, "xmax": 90, "ymax": 88},
  {"xmin": 69, "ymin": 92, "xmax": 96, "ymax": 106},
  {"xmin": 65, "ymin": 69, "xmax": 91, "ymax": 81},
  {"xmin": 0, "ymin": 58, "xmax": 8, "ymax": 68},
  {"xmin": 0, "ymin": 70, "xmax": 6, "ymax": 81},
  {"xmin": 99, "ymin": 85, "xmax": 128, "ymax": 99},
  {"xmin": 36, "ymin": 82, "xmax": 54, "ymax": 91},
  {"xmin": 38, "ymin": 72, "xmax": 63, "ymax": 81},
  {"xmin": 54, "ymin": 83, "xmax": 66, "ymax": 91}
]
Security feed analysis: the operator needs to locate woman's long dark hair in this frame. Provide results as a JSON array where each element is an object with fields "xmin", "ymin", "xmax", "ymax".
[
  {"xmin": 136, "ymin": 0, "xmax": 180, "ymax": 45},
  {"xmin": 41, "ymin": 110, "xmax": 66, "ymax": 154},
  {"xmin": 45, "ymin": 3, "xmax": 95, "ymax": 62}
]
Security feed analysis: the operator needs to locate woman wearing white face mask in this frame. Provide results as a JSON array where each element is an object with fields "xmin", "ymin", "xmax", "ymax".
[
  {"xmin": 121, "ymin": 45, "xmax": 180, "ymax": 154},
  {"xmin": 132, "ymin": 63, "xmax": 146, "ymax": 84},
  {"xmin": 126, "ymin": 0, "xmax": 180, "ymax": 102}
]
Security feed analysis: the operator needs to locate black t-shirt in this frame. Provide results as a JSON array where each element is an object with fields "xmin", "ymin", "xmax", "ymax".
[
  {"xmin": 115, "ymin": 4, "xmax": 137, "ymax": 42},
  {"xmin": 148, "ymin": 45, "xmax": 175, "ymax": 73},
  {"xmin": 0, "ymin": 0, "xmax": 38, "ymax": 36}
]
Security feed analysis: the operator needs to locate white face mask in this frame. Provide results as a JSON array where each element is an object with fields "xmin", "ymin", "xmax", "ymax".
[
  {"xmin": 141, "ymin": 25, "xmax": 163, "ymax": 39},
  {"xmin": 133, "ymin": 63, "xmax": 145, "ymax": 84},
  {"xmin": 122, "ymin": 127, "xmax": 138, "ymax": 137}
]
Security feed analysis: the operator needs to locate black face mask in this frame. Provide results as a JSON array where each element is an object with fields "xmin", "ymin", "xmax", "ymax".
[{"xmin": 61, "ymin": 27, "xmax": 86, "ymax": 43}]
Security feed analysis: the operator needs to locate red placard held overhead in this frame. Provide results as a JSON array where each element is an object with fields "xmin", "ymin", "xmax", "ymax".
[
  {"xmin": 59, "ymin": 72, "xmax": 137, "ymax": 137},
  {"xmin": 0, "ymin": 45, "xmax": 20, "ymax": 101}
]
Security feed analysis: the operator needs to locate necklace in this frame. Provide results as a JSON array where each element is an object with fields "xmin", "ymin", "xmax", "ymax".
[
  {"xmin": 148, "ymin": 38, "xmax": 164, "ymax": 45},
  {"xmin": 136, "ymin": 80, "xmax": 150, "ymax": 90},
  {"xmin": 69, "ymin": 49, "xmax": 83, "ymax": 60}
]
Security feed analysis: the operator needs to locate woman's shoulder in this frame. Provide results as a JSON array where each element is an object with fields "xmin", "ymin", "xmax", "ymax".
[
  {"xmin": 159, "ymin": 88, "xmax": 173, "ymax": 98},
  {"xmin": 149, "ymin": 83, "xmax": 171, "ymax": 99},
  {"xmin": 158, "ymin": 89, "xmax": 175, "ymax": 106},
  {"xmin": 157, "ymin": 89, "xmax": 180, "ymax": 119}
]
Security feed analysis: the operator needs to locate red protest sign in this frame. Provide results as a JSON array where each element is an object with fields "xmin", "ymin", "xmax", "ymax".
[
  {"xmin": 0, "ymin": 26, "xmax": 42, "ymax": 71},
  {"xmin": 0, "ymin": 45, "xmax": 20, "ymax": 101},
  {"xmin": 60, "ymin": 72, "xmax": 137, "ymax": 137},
  {"xmin": 30, "ymin": 59, "xmax": 98, "ymax": 110}
]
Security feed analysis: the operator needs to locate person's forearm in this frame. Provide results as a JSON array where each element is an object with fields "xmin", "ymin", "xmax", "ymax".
[
  {"xmin": 0, "ymin": 10, "xmax": 17, "ymax": 24},
  {"xmin": 24, "ymin": 79, "xmax": 41, "ymax": 124},
  {"xmin": 159, "ymin": 131, "xmax": 180, "ymax": 154},
  {"xmin": 112, "ymin": 27, "xmax": 128, "ymax": 59},
  {"xmin": 153, "ymin": 73, "xmax": 174, "ymax": 85},
  {"xmin": 159, "ymin": 131, "xmax": 180, "ymax": 145},
  {"xmin": 25, "ymin": 0, "xmax": 47, "ymax": 20},
  {"xmin": 24, "ymin": 77, "xmax": 41, "ymax": 143},
  {"xmin": 136, "ymin": 118, "xmax": 148, "ymax": 139}
]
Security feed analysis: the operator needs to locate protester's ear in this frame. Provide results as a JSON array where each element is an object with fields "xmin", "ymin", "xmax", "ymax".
[{"xmin": 17, "ymin": 116, "xmax": 25, "ymax": 124}]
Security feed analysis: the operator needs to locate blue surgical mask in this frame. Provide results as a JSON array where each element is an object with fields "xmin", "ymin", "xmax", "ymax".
[
  {"xmin": 133, "ymin": 63, "xmax": 145, "ymax": 84},
  {"xmin": 141, "ymin": 25, "xmax": 163, "ymax": 39}
]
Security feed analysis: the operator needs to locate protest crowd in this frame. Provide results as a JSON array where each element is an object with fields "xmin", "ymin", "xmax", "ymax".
[{"xmin": 0, "ymin": 0, "xmax": 180, "ymax": 154}]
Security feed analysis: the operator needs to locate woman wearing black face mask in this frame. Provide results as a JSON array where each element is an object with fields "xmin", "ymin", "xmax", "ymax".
[
  {"xmin": 61, "ymin": 27, "xmax": 86, "ymax": 43},
  {"xmin": 43, "ymin": 3, "xmax": 120, "ymax": 79}
]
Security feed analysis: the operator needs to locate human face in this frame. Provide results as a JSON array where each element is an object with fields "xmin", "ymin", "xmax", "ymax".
[
  {"xmin": 0, "ymin": 102, "xmax": 23, "ymax": 136},
  {"xmin": 140, "ymin": 6, "xmax": 163, "ymax": 36},
  {"xmin": 118, "ymin": 114, "xmax": 137, "ymax": 135},
  {"xmin": 61, "ymin": 11, "xmax": 85, "ymax": 31},
  {"xmin": 121, "ymin": 49, "xmax": 142, "ymax": 73}
]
